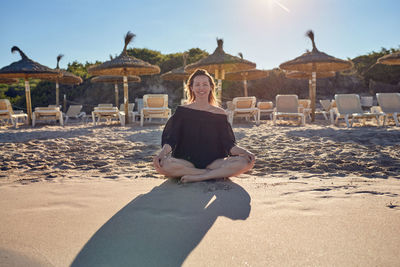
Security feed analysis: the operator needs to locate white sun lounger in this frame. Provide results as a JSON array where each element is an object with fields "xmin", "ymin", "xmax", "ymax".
[
  {"xmin": 334, "ymin": 94, "xmax": 384, "ymax": 127},
  {"xmin": 273, "ymin": 95, "xmax": 305, "ymax": 126},
  {"xmin": 376, "ymin": 93, "xmax": 400, "ymax": 127}
]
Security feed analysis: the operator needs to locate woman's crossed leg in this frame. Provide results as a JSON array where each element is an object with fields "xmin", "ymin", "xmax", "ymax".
[{"xmin": 155, "ymin": 155, "xmax": 255, "ymax": 183}]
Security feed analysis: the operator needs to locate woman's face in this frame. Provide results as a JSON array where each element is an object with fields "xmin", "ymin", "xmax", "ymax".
[{"xmin": 191, "ymin": 75, "xmax": 212, "ymax": 101}]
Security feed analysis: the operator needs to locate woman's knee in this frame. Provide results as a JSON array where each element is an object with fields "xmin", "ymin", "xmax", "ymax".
[
  {"xmin": 159, "ymin": 157, "xmax": 179, "ymax": 173},
  {"xmin": 158, "ymin": 157, "xmax": 193, "ymax": 176}
]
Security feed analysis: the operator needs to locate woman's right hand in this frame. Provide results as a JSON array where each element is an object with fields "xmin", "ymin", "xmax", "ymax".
[
  {"xmin": 153, "ymin": 152, "xmax": 165, "ymax": 170},
  {"xmin": 153, "ymin": 144, "xmax": 171, "ymax": 170}
]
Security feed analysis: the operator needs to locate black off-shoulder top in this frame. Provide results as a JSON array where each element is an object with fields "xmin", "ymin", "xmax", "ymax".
[{"xmin": 161, "ymin": 106, "xmax": 236, "ymax": 169}]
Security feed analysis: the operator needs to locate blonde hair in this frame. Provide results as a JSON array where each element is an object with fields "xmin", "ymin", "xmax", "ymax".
[{"xmin": 185, "ymin": 69, "xmax": 219, "ymax": 106}]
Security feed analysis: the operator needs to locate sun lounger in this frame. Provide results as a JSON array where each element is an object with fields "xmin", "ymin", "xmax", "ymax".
[
  {"xmin": 0, "ymin": 99, "xmax": 28, "ymax": 128},
  {"xmin": 48, "ymin": 105, "xmax": 62, "ymax": 109},
  {"xmin": 92, "ymin": 106, "xmax": 125, "ymax": 126},
  {"xmin": 98, "ymin": 104, "xmax": 113, "ymax": 108},
  {"xmin": 119, "ymin": 103, "xmax": 137, "ymax": 123},
  {"xmin": 32, "ymin": 107, "xmax": 63, "ymax": 127},
  {"xmin": 273, "ymin": 95, "xmax": 305, "ymax": 126},
  {"xmin": 140, "ymin": 94, "xmax": 171, "ymax": 127},
  {"xmin": 318, "ymin": 99, "xmax": 332, "ymax": 121},
  {"xmin": 257, "ymin": 101, "xmax": 274, "ymax": 120},
  {"xmin": 227, "ymin": 96, "xmax": 260, "ymax": 125},
  {"xmin": 334, "ymin": 94, "xmax": 384, "ymax": 127},
  {"xmin": 63, "ymin": 105, "xmax": 86, "ymax": 124},
  {"xmin": 360, "ymin": 96, "xmax": 373, "ymax": 109},
  {"xmin": 135, "ymin": 98, "xmax": 144, "ymax": 122},
  {"xmin": 376, "ymin": 93, "xmax": 400, "ymax": 126},
  {"xmin": 298, "ymin": 99, "xmax": 312, "ymax": 121}
]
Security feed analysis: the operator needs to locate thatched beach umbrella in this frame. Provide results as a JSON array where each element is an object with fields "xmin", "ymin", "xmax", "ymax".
[
  {"xmin": 225, "ymin": 54, "xmax": 270, "ymax": 97},
  {"xmin": 88, "ymin": 31, "xmax": 160, "ymax": 124},
  {"xmin": 161, "ymin": 53, "xmax": 190, "ymax": 99},
  {"xmin": 0, "ymin": 46, "xmax": 60, "ymax": 125},
  {"xmin": 279, "ymin": 31, "xmax": 353, "ymax": 121},
  {"xmin": 0, "ymin": 77, "xmax": 19, "ymax": 84},
  {"xmin": 377, "ymin": 52, "xmax": 400, "ymax": 65},
  {"xmin": 44, "ymin": 54, "xmax": 83, "ymax": 107},
  {"xmin": 185, "ymin": 39, "xmax": 256, "ymax": 101},
  {"xmin": 161, "ymin": 66, "xmax": 189, "ymax": 100},
  {"xmin": 161, "ymin": 66, "xmax": 190, "ymax": 81},
  {"xmin": 91, "ymin": 75, "xmax": 141, "ymax": 107}
]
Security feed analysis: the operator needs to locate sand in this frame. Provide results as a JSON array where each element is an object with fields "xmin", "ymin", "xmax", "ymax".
[{"xmin": 1, "ymin": 118, "xmax": 400, "ymax": 266}]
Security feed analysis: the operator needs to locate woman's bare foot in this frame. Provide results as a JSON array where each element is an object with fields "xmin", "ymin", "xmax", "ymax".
[
  {"xmin": 181, "ymin": 174, "xmax": 209, "ymax": 183},
  {"xmin": 180, "ymin": 174, "xmax": 208, "ymax": 183},
  {"xmin": 180, "ymin": 173, "xmax": 225, "ymax": 183}
]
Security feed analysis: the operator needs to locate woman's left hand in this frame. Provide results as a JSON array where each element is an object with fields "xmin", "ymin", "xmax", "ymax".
[
  {"xmin": 242, "ymin": 150, "xmax": 255, "ymax": 163},
  {"xmin": 230, "ymin": 146, "xmax": 255, "ymax": 163}
]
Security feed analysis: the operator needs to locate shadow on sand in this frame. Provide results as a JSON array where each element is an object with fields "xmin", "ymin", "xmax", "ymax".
[{"xmin": 71, "ymin": 179, "xmax": 251, "ymax": 266}]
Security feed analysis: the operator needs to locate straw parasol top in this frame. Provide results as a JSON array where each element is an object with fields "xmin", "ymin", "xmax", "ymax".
[
  {"xmin": 225, "ymin": 69, "xmax": 270, "ymax": 81},
  {"xmin": 285, "ymin": 70, "xmax": 336, "ymax": 79},
  {"xmin": 91, "ymin": 75, "xmax": 141, "ymax": 84},
  {"xmin": 0, "ymin": 46, "xmax": 61, "ymax": 79},
  {"xmin": 279, "ymin": 31, "xmax": 353, "ymax": 72},
  {"xmin": 43, "ymin": 54, "xmax": 83, "ymax": 85},
  {"xmin": 88, "ymin": 32, "xmax": 160, "ymax": 76},
  {"xmin": 161, "ymin": 66, "xmax": 190, "ymax": 81},
  {"xmin": 185, "ymin": 39, "xmax": 256, "ymax": 73},
  {"xmin": 161, "ymin": 52, "xmax": 191, "ymax": 81},
  {"xmin": 377, "ymin": 52, "xmax": 400, "ymax": 65},
  {"xmin": 0, "ymin": 77, "xmax": 19, "ymax": 84}
]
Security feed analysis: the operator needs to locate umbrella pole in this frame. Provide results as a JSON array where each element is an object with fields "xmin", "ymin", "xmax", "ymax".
[
  {"xmin": 218, "ymin": 69, "xmax": 225, "ymax": 102},
  {"xmin": 243, "ymin": 80, "xmax": 248, "ymax": 97},
  {"xmin": 24, "ymin": 79, "xmax": 32, "ymax": 125},
  {"xmin": 56, "ymin": 81, "xmax": 59, "ymax": 107},
  {"xmin": 311, "ymin": 72, "xmax": 316, "ymax": 122},
  {"xmin": 63, "ymin": 94, "xmax": 67, "ymax": 113},
  {"xmin": 123, "ymin": 76, "xmax": 129, "ymax": 124},
  {"xmin": 114, "ymin": 83, "xmax": 119, "ymax": 108},
  {"xmin": 182, "ymin": 81, "xmax": 186, "ymax": 99},
  {"xmin": 217, "ymin": 79, "xmax": 222, "ymax": 102}
]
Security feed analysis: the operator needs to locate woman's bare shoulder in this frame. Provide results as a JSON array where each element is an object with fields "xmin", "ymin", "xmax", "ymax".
[
  {"xmin": 183, "ymin": 103, "xmax": 195, "ymax": 108},
  {"xmin": 209, "ymin": 106, "xmax": 227, "ymax": 115}
]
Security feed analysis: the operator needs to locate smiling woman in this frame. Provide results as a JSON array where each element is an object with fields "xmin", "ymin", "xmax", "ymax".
[{"xmin": 153, "ymin": 69, "xmax": 256, "ymax": 183}]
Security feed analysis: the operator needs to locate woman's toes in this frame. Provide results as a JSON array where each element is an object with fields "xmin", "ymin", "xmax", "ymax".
[
  {"xmin": 180, "ymin": 176, "xmax": 189, "ymax": 183},
  {"xmin": 180, "ymin": 175, "xmax": 197, "ymax": 183}
]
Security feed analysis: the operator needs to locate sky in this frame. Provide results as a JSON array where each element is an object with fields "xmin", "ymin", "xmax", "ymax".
[{"xmin": 1, "ymin": 0, "xmax": 399, "ymax": 71}]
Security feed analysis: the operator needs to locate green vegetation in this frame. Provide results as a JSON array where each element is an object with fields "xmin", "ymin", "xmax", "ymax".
[
  {"xmin": 127, "ymin": 47, "xmax": 208, "ymax": 73},
  {"xmin": 67, "ymin": 61, "xmax": 100, "ymax": 79},
  {"xmin": 352, "ymin": 47, "xmax": 400, "ymax": 85}
]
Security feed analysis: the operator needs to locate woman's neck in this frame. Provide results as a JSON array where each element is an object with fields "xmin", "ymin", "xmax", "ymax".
[{"xmin": 191, "ymin": 99, "xmax": 212, "ymax": 110}]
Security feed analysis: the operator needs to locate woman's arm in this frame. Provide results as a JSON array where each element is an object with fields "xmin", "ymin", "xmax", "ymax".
[{"xmin": 230, "ymin": 145, "xmax": 255, "ymax": 163}]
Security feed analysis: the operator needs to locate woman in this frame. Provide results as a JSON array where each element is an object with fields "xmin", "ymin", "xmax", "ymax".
[{"xmin": 153, "ymin": 69, "xmax": 255, "ymax": 183}]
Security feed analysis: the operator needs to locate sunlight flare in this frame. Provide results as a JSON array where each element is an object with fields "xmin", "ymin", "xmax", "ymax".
[{"xmin": 272, "ymin": 0, "xmax": 290, "ymax": 13}]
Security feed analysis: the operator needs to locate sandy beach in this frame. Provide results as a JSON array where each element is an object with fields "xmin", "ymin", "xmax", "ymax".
[{"xmin": 1, "ymin": 119, "xmax": 400, "ymax": 266}]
